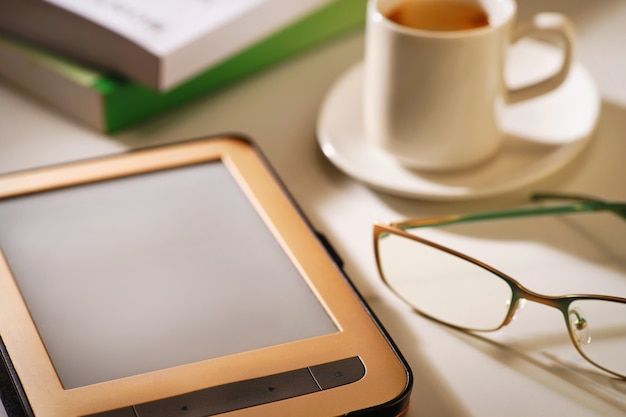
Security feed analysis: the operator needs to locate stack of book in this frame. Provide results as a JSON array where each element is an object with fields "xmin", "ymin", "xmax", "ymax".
[{"xmin": 0, "ymin": 0, "xmax": 367, "ymax": 132}]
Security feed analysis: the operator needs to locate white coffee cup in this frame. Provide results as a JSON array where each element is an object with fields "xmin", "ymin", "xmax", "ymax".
[{"xmin": 363, "ymin": 0, "xmax": 575, "ymax": 171}]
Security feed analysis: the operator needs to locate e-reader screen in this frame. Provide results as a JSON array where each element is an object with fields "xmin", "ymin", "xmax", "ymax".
[{"xmin": 0, "ymin": 160, "xmax": 338, "ymax": 390}]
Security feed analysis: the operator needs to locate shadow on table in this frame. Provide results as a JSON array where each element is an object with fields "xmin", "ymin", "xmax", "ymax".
[{"xmin": 448, "ymin": 327, "xmax": 626, "ymax": 412}]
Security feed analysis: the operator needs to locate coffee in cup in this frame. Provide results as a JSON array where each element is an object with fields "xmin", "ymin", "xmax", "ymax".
[{"xmin": 386, "ymin": 1, "xmax": 489, "ymax": 31}]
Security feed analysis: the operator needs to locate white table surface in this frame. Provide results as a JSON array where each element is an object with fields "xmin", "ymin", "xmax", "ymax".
[{"xmin": 1, "ymin": 0, "xmax": 625, "ymax": 416}]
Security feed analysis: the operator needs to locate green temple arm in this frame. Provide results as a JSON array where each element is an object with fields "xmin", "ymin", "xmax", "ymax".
[{"xmin": 392, "ymin": 192, "xmax": 626, "ymax": 231}]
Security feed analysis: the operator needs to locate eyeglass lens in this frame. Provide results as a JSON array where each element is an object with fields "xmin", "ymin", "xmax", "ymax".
[{"xmin": 377, "ymin": 230, "xmax": 626, "ymax": 378}]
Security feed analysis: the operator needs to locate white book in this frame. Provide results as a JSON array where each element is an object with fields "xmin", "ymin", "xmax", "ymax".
[{"xmin": 0, "ymin": 0, "xmax": 333, "ymax": 90}]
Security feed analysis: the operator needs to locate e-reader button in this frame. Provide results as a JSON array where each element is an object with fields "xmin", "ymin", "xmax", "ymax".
[
  {"xmin": 309, "ymin": 357, "xmax": 366, "ymax": 390},
  {"xmin": 83, "ymin": 407, "xmax": 136, "ymax": 417},
  {"xmin": 134, "ymin": 368, "xmax": 320, "ymax": 417}
]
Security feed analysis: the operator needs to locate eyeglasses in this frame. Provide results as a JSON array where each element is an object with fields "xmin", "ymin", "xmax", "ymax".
[{"xmin": 373, "ymin": 192, "xmax": 626, "ymax": 379}]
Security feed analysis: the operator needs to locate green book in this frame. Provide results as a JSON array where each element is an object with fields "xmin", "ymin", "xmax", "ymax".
[{"xmin": 0, "ymin": 0, "xmax": 366, "ymax": 133}]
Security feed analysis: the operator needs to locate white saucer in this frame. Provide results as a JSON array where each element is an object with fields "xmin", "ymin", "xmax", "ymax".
[{"xmin": 316, "ymin": 39, "xmax": 601, "ymax": 201}]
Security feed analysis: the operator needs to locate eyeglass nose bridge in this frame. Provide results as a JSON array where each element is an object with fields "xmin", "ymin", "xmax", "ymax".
[
  {"xmin": 502, "ymin": 284, "xmax": 572, "ymax": 327},
  {"xmin": 513, "ymin": 289, "xmax": 596, "ymax": 345},
  {"xmin": 504, "ymin": 285, "xmax": 596, "ymax": 353}
]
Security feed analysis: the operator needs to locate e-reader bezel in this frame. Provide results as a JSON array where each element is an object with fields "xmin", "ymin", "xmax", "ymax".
[{"xmin": 0, "ymin": 135, "xmax": 411, "ymax": 417}]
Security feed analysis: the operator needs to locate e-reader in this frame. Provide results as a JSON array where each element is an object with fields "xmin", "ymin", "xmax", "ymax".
[{"xmin": 0, "ymin": 136, "xmax": 411, "ymax": 417}]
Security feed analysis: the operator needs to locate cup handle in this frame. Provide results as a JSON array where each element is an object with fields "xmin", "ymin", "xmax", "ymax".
[{"xmin": 506, "ymin": 13, "xmax": 575, "ymax": 104}]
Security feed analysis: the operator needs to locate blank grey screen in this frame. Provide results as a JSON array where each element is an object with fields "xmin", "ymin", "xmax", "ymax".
[{"xmin": 0, "ymin": 161, "xmax": 337, "ymax": 389}]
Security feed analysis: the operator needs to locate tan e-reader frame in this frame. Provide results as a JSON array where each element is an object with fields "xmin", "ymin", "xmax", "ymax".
[{"xmin": 0, "ymin": 136, "xmax": 411, "ymax": 417}]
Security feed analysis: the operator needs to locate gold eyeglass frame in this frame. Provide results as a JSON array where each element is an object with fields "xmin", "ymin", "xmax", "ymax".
[{"xmin": 374, "ymin": 192, "xmax": 626, "ymax": 380}]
